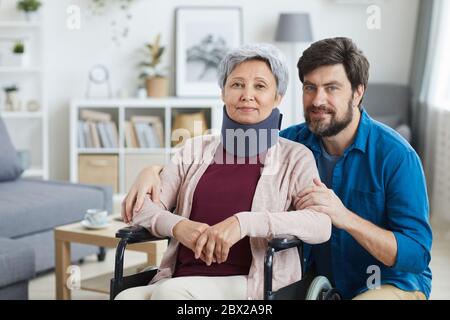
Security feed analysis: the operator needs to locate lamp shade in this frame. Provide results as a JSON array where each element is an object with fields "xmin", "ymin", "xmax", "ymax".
[{"xmin": 275, "ymin": 13, "xmax": 313, "ymax": 42}]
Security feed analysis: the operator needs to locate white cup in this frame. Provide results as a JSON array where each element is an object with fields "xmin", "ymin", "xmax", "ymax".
[{"xmin": 84, "ymin": 209, "xmax": 108, "ymax": 226}]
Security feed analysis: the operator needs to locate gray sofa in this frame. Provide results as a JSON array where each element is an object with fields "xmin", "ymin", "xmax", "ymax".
[
  {"xmin": 0, "ymin": 117, "xmax": 112, "ymax": 299},
  {"xmin": 0, "ymin": 238, "xmax": 35, "ymax": 300},
  {"xmin": 363, "ymin": 83, "xmax": 412, "ymax": 143}
]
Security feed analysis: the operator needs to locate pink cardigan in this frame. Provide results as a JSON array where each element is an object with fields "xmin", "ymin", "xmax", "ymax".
[{"xmin": 132, "ymin": 134, "xmax": 332, "ymax": 300}]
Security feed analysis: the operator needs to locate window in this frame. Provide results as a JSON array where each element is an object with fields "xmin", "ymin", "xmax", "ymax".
[{"xmin": 428, "ymin": 0, "xmax": 450, "ymax": 109}]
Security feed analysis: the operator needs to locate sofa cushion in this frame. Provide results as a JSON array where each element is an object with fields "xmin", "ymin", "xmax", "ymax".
[
  {"xmin": 0, "ymin": 179, "xmax": 112, "ymax": 238},
  {"xmin": 0, "ymin": 238, "xmax": 35, "ymax": 288},
  {"xmin": 0, "ymin": 118, "xmax": 23, "ymax": 182},
  {"xmin": 372, "ymin": 115, "xmax": 401, "ymax": 129},
  {"xmin": 363, "ymin": 84, "xmax": 411, "ymax": 125}
]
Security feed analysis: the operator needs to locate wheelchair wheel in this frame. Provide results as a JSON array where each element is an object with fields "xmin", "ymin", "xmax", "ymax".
[
  {"xmin": 322, "ymin": 288, "xmax": 341, "ymax": 300},
  {"xmin": 305, "ymin": 276, "xmax": 333, "ymax": 300}
]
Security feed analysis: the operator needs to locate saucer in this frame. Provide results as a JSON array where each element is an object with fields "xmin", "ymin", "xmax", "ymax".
[{"xmin": 81, "ymin": 219, "xmax": 110, "ymax": 230}]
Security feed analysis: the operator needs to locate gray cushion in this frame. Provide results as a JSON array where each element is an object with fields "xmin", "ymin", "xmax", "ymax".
[
  {"xmin": 395, "ymin": 124, "xmax": 412, "ymax": 142},
  {"xmin": 372, "ymin": 115, "xmax": 401, "ymax": 129},
  {"xmin": 0, "ymin": 238, "xmax": 35, "ymax": 288},
  {"xmin": 0, "ymin": 179, "xmax": 112, "ymax": 238},
  {"xmin": 363, "ymin": 84, "xmax": 411, "ymax": 125},
  {"xmin": 0, "ymin": 118, "xmax": 23, "ymax": 181}
]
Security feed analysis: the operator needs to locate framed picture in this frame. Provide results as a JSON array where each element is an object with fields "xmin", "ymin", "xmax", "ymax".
[{"xmin": 175, "ymin": 7, "xmax": 243, "ymax": 97}]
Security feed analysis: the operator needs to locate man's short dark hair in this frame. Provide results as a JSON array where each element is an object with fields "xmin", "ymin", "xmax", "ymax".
[{"xmin": 297, "ymin": 37, "xmax": 370, "ymax": 106}]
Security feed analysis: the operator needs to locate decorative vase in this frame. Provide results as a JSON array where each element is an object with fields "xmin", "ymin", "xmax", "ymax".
[
  {"xmin": 146, "ymin": 77, "xmax": 168, "ymax": 97},
  {"xmin": 5, "ymin": 91, "xmax": 21, "ymax": 111},
  {"xmin": 171, "ymin": 111, "xmax": 208, "ymax": 147},
  {"xmin": 10, "ymin": 53, "xmax": 25, "ymax": 67},
  {"xmin": 137, "ymin": 87, "xmax": 147, "ymax": 99},
  {"xmin": 24, "ymin": 11, "xmax": 39, "ymax": 22},
  {"xmin": 26, "ymin": 100, "xmax": 40, "ymax": 112}
]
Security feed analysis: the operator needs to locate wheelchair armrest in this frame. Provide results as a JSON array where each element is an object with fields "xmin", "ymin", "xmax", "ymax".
[
  {"xmin": 268, "ymin": 235, "xmax": 302, "ymax": 252},
  {"xmin": 264, "ymin": 235, "xmax": 303, "ymax": 299},
  {"xmin": 114, "ymin": 225, "xmax": 168, "ymax": 286},
  {"xmin": 116, "ymin": 225, "xmax": 166, "ymax": 244}
]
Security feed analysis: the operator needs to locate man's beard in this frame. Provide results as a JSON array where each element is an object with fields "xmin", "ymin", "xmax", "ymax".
[{"xmin": 305, "ymin": 99, "xmax": 354, "ymax": 137}]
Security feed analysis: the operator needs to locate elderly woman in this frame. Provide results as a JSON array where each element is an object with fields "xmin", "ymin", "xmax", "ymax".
[{"xmin": 116, "ymin": 43, "xmax": 331, "ymax": 300}]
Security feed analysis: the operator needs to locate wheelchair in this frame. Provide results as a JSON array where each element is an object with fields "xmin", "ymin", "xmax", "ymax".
[{"xmin": 110, "ymin": 225, "xmax": 341, "ymax": 300}]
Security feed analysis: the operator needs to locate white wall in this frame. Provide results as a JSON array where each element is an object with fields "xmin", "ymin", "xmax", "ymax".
[{"xmin": 36, "ymin": 0, "xmax": 419, "ymax": 180}]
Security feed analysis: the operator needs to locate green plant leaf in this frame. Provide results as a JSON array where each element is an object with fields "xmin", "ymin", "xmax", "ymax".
[
  {"xmin": 17, "ymin": 0, "xmax": 42, "ymax": 12},
  {"xmin": 156, "ymin": 47, "xmax": 165, "ymax": 60}
]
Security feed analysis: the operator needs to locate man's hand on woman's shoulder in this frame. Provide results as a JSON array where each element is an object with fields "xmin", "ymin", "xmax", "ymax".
[{"xmin": 121, "ymin": 165, "xmax": 163, "ymax": 223}]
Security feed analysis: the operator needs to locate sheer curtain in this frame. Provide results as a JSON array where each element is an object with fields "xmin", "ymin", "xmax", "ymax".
[{"xmin": 411, "ymin": 0, "xmax": 450, "ymax": 222}]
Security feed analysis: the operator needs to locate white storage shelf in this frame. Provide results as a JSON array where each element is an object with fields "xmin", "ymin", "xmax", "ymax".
[
  {"xmin": 0, "ymin": 18, "xmax": 47, "ymax": 180},
  {"xmin": 0, "ymin": 67, "xmax": 41, "ymax": 73},
  {"xmin": 70, "ymin": 98, "xmax": 222, "ymax": 198},
  {"xmin": 1, "ymin": 111, "xmax": 43, "ymax": 118},
  {"xmin": 0, "ymin": 21, "xmax": 41, "ymax": 28}
]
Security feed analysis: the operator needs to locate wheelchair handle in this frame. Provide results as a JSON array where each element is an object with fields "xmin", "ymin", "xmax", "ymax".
[
  {"xmin": 268, "ymin": 235, "xmax": 302, "ymax": 251},
  {"xmin": 116, "ymin": 225, "xmax": 165, "ymax": 243}
]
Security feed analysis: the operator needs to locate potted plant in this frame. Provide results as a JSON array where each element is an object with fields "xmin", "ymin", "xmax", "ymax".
[
  {"xmin": 10, "ymin": 41, "xmax": 27, "ymax": 67},
  {"xmin": 17, "ymin": 0, "xmax": 42, "ymax": 21},
  {"xmin": 139, "ymin": 34, "xmax": 169, "ymax": 97}
]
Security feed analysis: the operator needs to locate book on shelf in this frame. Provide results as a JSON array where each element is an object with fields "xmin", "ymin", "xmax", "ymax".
[
  {"xmin": 132, "ymin": 122, "xmax": 162, "ymax": 148},
  {"xmin": 80, "ymin": 109, "xmax": 111, "ymax": 122},
  {"xmin": 124, "ymin": 121, "xmax": 139, "ymax": 148},
  {"xmin": 82, "ymin": 122, "xmax": 92, "ymax": 148},
  {"xmin": 77, "ymin": 121, "xmax": 86, "ymax": 148},
  {"xmin": 96, "ymin": 122, "xmax": 110, "ymax": 148},
  {"xmin": 77, "ymin": 119, "xmax": 118, "ymax": 149},
  {"xmin": 144, "ymin": 124, "xmax": 161, "ymax": 148},
  {"xmin": 106, "ymin": 121, "xmax": 119, "ymax": 148},
  {"xmin": 133, "ymin": 122, "xmax": 147, "ymax": 148},
  {"xmin": 130, "ymin": 115, "xmax": 164, "ymax": 147},
  {"xmin": 88, "ymin": 121, "xmax": 101, "ymax": 148}
]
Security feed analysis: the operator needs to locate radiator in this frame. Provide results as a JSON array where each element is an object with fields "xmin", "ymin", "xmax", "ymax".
[{"xmin": 431, "ymin": 108, "xmax": 450, "ymax": 221}]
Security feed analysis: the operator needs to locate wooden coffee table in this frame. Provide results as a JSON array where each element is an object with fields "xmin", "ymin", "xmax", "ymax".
[{"xmin": 54, "ymin": 217, "xmax": 167, "ymax": 300}]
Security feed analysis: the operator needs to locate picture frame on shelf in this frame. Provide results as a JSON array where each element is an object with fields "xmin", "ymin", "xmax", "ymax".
[{"xmin": 175, "ymin": 7, "xmax": 243, "ymax": 98}]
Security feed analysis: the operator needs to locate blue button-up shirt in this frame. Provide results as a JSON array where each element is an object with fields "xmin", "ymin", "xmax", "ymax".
[{"xmin": 280, "ymin": 109, "xmax": 432, "ymax": 299}]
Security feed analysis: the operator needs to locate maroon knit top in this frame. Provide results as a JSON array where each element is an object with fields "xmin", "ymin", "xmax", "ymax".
[{"xmin": 173, "ymin": 152, "xmax": 263, "ymax": 277}]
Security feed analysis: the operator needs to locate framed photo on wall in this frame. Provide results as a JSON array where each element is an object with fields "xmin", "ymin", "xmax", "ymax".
[{"xmin": 175, "ymin": 7, "xmax": 243, "ymax": 97}]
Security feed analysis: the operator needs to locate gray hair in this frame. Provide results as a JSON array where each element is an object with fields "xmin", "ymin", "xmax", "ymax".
[{"xmin": 217, "ymin": 43, "xmax": 289, "ymax": 96}]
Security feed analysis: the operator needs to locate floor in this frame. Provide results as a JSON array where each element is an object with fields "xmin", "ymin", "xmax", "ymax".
[
  {"xmin": 29, "ymin": 219, "xmax": 450, "ymax": 300},
  {"xmin": 427, "ymin": 217, "xmax": 450, "ymax": 299},
  {"xmin": 29, "ymin": 249, "xmax": 148, "ymax": 300}
]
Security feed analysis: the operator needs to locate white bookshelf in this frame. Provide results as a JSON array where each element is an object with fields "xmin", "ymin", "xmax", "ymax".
[
  {"xmin": 0, "ymin": 67, "xmax": 41, "ymax": 73},
  {"xmin": 70, "ymin": 98, "xmax": 223, "ymax": 200},
  {"xmin": 1, "ymin": 111, "xmax": 43, "ymax": 118},
  {"xmin": 0, "ymin": 15, "xmax": 48, "ymax": 180},
  {"xmin": 0, "ymin": 21, "xmax": 41, "ymax": 28}
]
